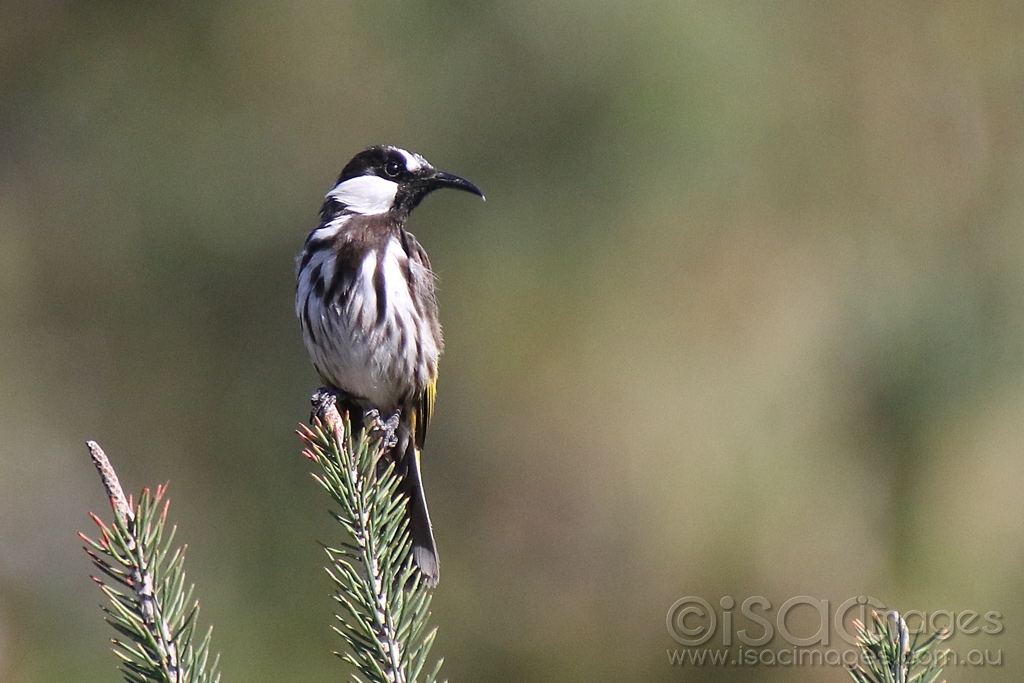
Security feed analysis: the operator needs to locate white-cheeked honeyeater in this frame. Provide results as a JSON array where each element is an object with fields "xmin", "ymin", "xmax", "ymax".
[{"xmin": 296, "ymin": 146, "xmax": 483, "ymax": 586}]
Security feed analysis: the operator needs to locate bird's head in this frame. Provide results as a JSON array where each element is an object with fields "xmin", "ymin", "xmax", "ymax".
[{"xmin": 323, "ymin": 145, "xmax": 484, "ymax": 220}]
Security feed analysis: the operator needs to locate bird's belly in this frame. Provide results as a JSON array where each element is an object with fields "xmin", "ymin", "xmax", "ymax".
[{"xmin": 307, "ymin": 302, "xmax": 438, "ymax": 409}]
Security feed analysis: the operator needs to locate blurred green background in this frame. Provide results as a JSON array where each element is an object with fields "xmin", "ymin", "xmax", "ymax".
[{"xmin": 2, "ymin": 1, "xmax": 1023, "ymax": 681}]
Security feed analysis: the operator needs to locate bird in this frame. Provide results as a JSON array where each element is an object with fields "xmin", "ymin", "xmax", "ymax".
[{"xmin": 296, "ymin": 145, "xmax": 483, "ymax": 586}]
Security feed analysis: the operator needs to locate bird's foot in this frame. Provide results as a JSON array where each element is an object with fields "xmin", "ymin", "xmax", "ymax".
[
  {"xmin": 365, "ymin": 409, "xmax": 400, "ymax": 450},
  {"xmin": 310, "ymin": 387, "xmax": 338, "ymax": 424}
]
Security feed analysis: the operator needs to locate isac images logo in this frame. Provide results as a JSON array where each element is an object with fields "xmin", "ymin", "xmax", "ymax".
[{"xmin": 665, "ymin": 595, "xmax": 1003, "ymax": 669}]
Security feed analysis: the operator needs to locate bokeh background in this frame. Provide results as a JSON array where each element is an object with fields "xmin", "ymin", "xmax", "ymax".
[{"xmin": 2, "ymin": 1, "xmax": 1023, "ymax": 681}]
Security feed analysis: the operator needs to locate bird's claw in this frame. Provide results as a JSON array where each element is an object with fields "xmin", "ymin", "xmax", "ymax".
[
  {"xmin": 310, "ymin": 387, "xmax": 338, "ymax": 424},
  {"xmin": 366, "ymin": 409, "xmax": 400, "ymax": 450}
]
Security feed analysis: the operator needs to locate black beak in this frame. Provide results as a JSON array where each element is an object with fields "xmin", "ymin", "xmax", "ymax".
[{"xmin": 429, "ymin": 171, "xmax": 485, "ymax": 201}]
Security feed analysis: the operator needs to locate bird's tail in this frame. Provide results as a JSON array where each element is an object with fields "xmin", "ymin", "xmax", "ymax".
[
  {"xmin": 388, "ymin": 417, "xmax": 440, "ymax": 587},
  {"xmin": 402, "ymin": 439, "xmax": 440, "ymax": 586}
]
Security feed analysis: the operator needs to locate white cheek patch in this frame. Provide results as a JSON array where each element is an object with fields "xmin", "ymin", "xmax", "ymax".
[{"xmin": 328, "ymin": 175, "xmax": 399, "ymax": 214}]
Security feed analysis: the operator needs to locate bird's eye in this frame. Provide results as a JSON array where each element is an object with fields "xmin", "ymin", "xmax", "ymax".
[{"xmin": 384, "ymin": 161, "xmax": 402, "ymax": 178}]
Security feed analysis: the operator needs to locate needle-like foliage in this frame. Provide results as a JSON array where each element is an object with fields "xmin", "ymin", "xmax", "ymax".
[
  {"xmin": 848, "ymin": 610, "xmax": 947, "ymax": 683},
  {"xmin": 299, "ymin": 406, "xmax": 444, "ymax": 683},
  {"xmin": 80, "ymin": 441, "xmax": 220, "ymax": 683},
  {"xmin": 80, "ymin": 405, "xmax": 443, "ymax": 683}
]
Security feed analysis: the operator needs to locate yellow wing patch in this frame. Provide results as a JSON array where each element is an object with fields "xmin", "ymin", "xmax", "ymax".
[{"xmin": 415, "ymin": 379, "xmax": 436, "ymax": 449}]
